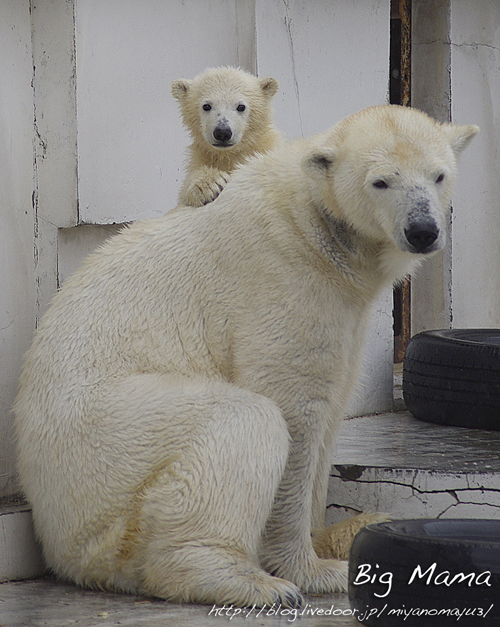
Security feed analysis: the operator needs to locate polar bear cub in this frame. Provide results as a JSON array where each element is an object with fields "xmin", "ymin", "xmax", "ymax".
[
  {"xmin": 14, "ymin": 106, "xmax": 478, "ymax": 609},
  {"xmin": 172, "ymin": 66, "xmax": 281, "ymax": 207}
]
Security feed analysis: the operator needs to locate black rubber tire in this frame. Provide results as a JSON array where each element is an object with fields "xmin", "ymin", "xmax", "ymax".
[
  {"xmin": 403, "ymin": 329, "xmax": 500, "ymax": 430},
  {"xmin": 348, "ymin": 519, "xmax": 500, "ymax": 626}
]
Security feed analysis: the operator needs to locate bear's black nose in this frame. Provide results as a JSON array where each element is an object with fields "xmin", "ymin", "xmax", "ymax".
[
  {"xmin": 405, "ymin": 220, "xmax": 439, "ymax": 253},
  {"xmin": 213, "ymin": 125, "xmax": 233, "ymax": 144}
]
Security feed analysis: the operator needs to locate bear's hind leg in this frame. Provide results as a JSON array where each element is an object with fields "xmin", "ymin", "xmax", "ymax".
[
  {"xmin": 141, "ymin": 540, "xmax": 303, "ymax": 608},
  {"xmin": 116, "ymin": 378, "xmax": 302, "ymax": 607}
]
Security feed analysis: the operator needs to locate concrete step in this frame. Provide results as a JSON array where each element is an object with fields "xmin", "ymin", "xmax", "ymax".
[
  {"xmin": 327, "ymin": 410, "xmax": 500, "ymax": 525},
  {"xmin": 0, "ymin": 504, "xmax": 44, "ymax": 583}
]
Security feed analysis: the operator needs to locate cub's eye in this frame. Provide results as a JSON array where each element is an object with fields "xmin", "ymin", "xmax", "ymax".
[
  {"xmin": 236, "ymin": 104, "xmax": 246, "ymax": 112},
  {"xmin": 436, "ymin": 172, "xmax": 445, "ymax": 183},
  {"xmin": 202, "ymin": 103, "xmax": 212, "ymax": 112},
  {"xmin": 373, "ymin": 179, "xmax": 389, "ymax": 189}
]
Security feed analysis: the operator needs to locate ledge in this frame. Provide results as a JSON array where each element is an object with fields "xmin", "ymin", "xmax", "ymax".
[
  {"xmin": 327, "ymin": 411, "xmax": 500, "ymax": 524},
  {"xmin": 0, "ymin": 505, "xmax": 45, "ymax": 582}
]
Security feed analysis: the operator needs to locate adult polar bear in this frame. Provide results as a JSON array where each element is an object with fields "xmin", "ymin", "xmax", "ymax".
[{"xmin": 15, "ymin": 106, "xmax": 477, "ymax": 608}]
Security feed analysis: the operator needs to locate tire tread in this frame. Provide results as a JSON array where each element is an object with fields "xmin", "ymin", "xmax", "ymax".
[{"xmin": 403, "ymin": 329, "xmax": 500, "ymax": 430}]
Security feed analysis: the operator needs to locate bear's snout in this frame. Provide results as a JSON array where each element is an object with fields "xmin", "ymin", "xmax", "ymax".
[
  {"xmin": 404, "ymin": 218, "xmax": 439, "ymax": 254},
  {"xmin": 213, "ymin": 124, "xmax": 233, "ymax": 145}
]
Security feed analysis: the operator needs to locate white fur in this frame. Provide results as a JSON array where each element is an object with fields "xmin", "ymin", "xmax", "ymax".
[
  {"xmin": 14, "ymin": 105, "xmax": 477, "ymax": 608},
  {"xmin": 172, "ymin": 66, "xmax": 281, "ymax": 207}
]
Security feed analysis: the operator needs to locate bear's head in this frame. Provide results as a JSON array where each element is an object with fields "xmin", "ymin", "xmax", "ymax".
[
  {"xmin": 172, "ymin": 66, "xmax": 279, "ymax": 156},
  {"xmin": 303, "ymin": 105, "xmax": 479, "ymax": 256}
]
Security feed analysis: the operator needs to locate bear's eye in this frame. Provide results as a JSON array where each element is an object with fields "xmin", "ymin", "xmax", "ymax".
[
  {"xmin": 236, "ymin": 104, "xmax": 246, "ymax": 112},
  {"xmin": 435, "ymin": 173, "xmax": 445, "ymax": 183},
  {"xmin": 202, "ymin": 103, "xmax": 212, "ymax": 112},
  {"xmin": 373, "ymin": 179, "xmax": 389, "ymax": 189}
]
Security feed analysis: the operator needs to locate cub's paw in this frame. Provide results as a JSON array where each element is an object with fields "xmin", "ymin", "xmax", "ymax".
[{"xmin": 185, "ymin": 172, "xmax": 230, "ymax": 207}]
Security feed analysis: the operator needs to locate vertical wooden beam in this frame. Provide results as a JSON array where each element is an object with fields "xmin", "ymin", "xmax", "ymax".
[{"xmin": 391, "ymin": 0, "xmax": 412, "ymax": 363}]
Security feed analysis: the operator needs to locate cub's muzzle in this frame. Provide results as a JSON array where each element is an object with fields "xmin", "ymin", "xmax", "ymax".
[{"xmin": 213, "ymin": 123, "xmax": 233, "ymax": 146}]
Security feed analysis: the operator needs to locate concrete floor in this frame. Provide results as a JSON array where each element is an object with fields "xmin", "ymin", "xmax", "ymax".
[
  {"xmin": 336, "ymin": 411, "xmax": 500, "ymax": 472},
  {"xmin": 0, "ymin": 578, "xmax": 360, "ymax": 627}
]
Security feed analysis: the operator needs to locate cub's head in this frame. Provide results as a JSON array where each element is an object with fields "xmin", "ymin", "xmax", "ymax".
[
  {"xmin": 303, "ymin": 105, "xmax": 479, "ymax": 256},
  {"xmin": 172, "ymin": 66, "xmax": 278, "ymax": 154}
]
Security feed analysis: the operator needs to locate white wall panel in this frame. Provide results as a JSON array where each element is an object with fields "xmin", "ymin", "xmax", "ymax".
[
  {"xmin": 255, "ymin": 0, "xmax": 390, "ymax": 139},
  {"xmin": 0, "ymin": 1, "xmax": 36, "ymax": 499},
  {"xmin": 449, "ymin": 0, "xmax": 500, "ymax": 328}
]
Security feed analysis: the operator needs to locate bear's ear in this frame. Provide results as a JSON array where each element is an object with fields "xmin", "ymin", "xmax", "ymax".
[
  {"xmin": 302, "ymin": 147, "xmax": 337, "ymax": 179},
  {"xmin": 171, "ymin": 79, "xmax": 192, "ymax": 101},
  {"xmin": 259, "ymin": 77, "xmax": 279, "ymax": 98},
  {"xmin": 442, "ymin": 123, "xmax": 479, "ymax": 157}
]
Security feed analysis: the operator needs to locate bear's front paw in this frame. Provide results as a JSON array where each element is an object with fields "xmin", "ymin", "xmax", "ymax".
[
  {"xmin": 313, "ymin": 512, "xmax": 391, "ymax": 560},
  {"xmin": 185, "ymin": 172, "xmax": 230, "ymax": 207},
  {"xmin": 264, "ymin": 552, "xmax": 348, "ymax": 594},
  {"xmin": 301, "ymin": 557, "xmax": 348, "ymax": 594}
]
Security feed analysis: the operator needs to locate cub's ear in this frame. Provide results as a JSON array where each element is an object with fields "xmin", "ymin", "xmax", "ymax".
[
  {"xmin": 259, "ymin": 77, "xmax": 279, "ymax": 98},
  {"xmin": 171, "ymin": 79, "xmax": 192, "ymax": 101},
  {"xmin": 442, "ymin": 123, "xmax": 479, "ymax": 157},
  {"xmin": 302, "ymin": 146, "xmax": 337, "ymax": 179}
]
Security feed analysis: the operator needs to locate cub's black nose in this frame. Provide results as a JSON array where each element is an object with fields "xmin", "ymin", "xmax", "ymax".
[
  {"xmin": 213, "ymin": 125, "xmax": 232, "ymax": 143},
  {"xmin": 405, "ymin": 220, "xmax": 439, "ymax": 253}
]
